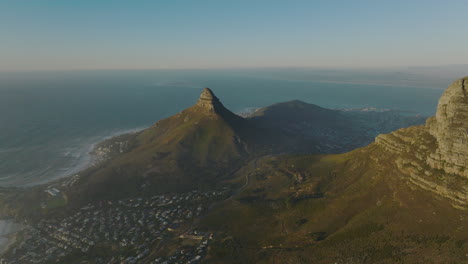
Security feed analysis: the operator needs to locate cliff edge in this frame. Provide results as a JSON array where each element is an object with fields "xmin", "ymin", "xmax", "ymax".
[{"xmin": 375, "ymin": 77, "xmax": 468, "ymax": 209}]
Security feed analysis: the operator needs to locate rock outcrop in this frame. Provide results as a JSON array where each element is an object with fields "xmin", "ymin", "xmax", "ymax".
[
  {"xmin": 196, "ymin": 88, "xmax": 225, "ymax": 112},
  {"xmin": 426, "ymin": 77, "xmax": 468, "ymax": 178},
  {"xmin": 375, "ymin": 77, "xmax": 468, "ymax": 209}
]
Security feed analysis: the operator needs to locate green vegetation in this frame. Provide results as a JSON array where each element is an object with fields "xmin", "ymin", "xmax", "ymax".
[
  {"xmin": 44, "ymin": 194, "xmax": 67, "ymax": 210},
  {"xmin": 1, "ymin": 87, "xmax": 466, "ymax": 263},
  {"xmin": 199, "ymin": 149, "xmax": 468, "ymax": 263}
]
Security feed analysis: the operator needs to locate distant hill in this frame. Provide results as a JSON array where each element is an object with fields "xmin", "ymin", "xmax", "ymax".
[{"xmin": 247, "ymin": 99, "xmax": 425, "ymax": 153}]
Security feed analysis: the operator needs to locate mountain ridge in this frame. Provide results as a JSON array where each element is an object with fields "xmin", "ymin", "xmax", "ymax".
[{"xmin": 1, "ymin": 80, "xmax": 466, "ymax": 263}]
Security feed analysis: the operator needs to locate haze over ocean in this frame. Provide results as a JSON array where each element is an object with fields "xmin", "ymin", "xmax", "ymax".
[{"xmin": 0, "ymin": 68, "xmax": 447, "ymax": 186}]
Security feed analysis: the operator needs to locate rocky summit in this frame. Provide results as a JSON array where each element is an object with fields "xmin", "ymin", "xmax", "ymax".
[
  {"xmin": 375, "ymin": 77, "xmax": 468, "ymax": 209},
  {"xmin": 195, "ymin": 87, "xmax": 225, "ymax": 112}
]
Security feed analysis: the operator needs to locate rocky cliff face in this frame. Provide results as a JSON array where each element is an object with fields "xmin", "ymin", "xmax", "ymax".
[
  {"xmin": 375, "ymin": 77, "xmax": 468, "ymax": 209},
  {"xmin": 426, "ymin": 77, "xmax": 468, "ymax": 178}
]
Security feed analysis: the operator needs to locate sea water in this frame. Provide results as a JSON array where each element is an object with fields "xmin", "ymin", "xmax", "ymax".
[{"xmin": 0, "ymin": 69, "xmax": 444, "ymax": 186}]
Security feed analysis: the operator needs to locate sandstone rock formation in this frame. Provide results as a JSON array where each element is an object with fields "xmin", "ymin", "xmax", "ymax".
[
  {"xmin": 375, "ymin": 77, "xmax": 468, "ymax": 209},
  {"xmin": 426, "ymin": 77, "xmax": 468, "ymax": 178},
  {"xmin": 196, "ymin": 88, "xmax": 224, "ymax": 112}
]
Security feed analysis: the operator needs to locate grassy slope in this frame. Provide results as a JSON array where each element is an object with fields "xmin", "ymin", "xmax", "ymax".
[
  {"xmin": 0, "ymin": 98, "xmax": 285, "ymax": 218},
  {"xmin": 199, "ymin": 145, "xmax": 468, "ymax": 264},
  {"xmin": 64, "ymin": 105, "xmax": 253, "ymax": 206}
]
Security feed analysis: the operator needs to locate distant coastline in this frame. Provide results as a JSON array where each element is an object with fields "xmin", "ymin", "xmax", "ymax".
[
  {"xmin": 0, "ymin": 70, "xmax": 443, "ymax": 190},
  {"xmin": 0, "ymin": 220, "xmax": 23, "ymax": 254},
  {"xmin": 21, "ymin": 127, "xmax": 148, "ymax": 188}
]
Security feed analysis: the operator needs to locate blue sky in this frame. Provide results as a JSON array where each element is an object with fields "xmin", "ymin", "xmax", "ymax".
[{"xmin": 1, "ymin": 0, "xmax": 467, "ymax": 71}]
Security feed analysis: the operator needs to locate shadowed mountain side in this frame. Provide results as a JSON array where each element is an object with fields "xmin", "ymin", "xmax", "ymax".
[
  {"xmin": 247, "ymin": 100, "xmax": 348, "ymax": 153},
  {"xmin": 248, "ymin": 100, "xmax": 425, "ymax": 153}
]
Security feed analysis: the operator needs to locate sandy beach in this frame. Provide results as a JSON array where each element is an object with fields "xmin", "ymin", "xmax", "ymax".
[{"xmin": 0, "ymin": 220, "xmax": 23, "ymax": 254}]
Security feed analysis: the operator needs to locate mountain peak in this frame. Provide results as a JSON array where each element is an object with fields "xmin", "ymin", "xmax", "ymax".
[
  {"xmin": 200, "ymin": 87, "xmax": 217, "ymax": 100},
  {"xmin": 196, "ymin": 87, "xmax": 225, "ymax": 112}
]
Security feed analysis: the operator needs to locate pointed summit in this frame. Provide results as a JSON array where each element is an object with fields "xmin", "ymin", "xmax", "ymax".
[
  {"xmin": 196, "ymin": 88, "xmax": 225, "ymax": 112},
  {"xmin": 199, "ymin": 87, "xmax": 218, "ymax": 101}
]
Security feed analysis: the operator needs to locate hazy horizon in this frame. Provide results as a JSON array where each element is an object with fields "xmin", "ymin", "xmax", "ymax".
[{"xmin": 2, "ymin": 1, "xmax": 468, "ymax": 71}]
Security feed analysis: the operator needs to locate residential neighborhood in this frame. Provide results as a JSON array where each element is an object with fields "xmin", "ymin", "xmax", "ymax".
[{"xmin": 1, "ymin": 189, "xmax": 228, "ymax": 263}]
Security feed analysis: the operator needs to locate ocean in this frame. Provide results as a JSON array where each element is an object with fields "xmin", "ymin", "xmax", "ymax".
[{"xmin": 0, "ymin": 69, "xmax": 444, "ymax": 187}]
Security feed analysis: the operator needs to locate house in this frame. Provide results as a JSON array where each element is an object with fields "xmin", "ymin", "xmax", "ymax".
[{"xmin": 45, "ymin": 188, "xmax": 61, "ymax": 197}]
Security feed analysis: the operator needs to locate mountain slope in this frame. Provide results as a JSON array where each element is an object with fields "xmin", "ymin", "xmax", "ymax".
[
  {"xmin": 2, "ymin": 88, "xmax": 426, "ymax": 216},
  {"xmin": 198, "ymin": 78, "xmax": 468, "ymax": 263},
  {"xmin": 71, "ymin": 90, "xmax": 427, "ymax": 205},
  {"xmin": 1, "ymin": 80, "xmax": 466, "ymax": 263},
  {"xmin": 201, "ymin": 148, "xmax": 467, "ymax": 263},
  {"xmin": 67, "ymin": 88, "xmax": 262, "ymax": 204}
]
